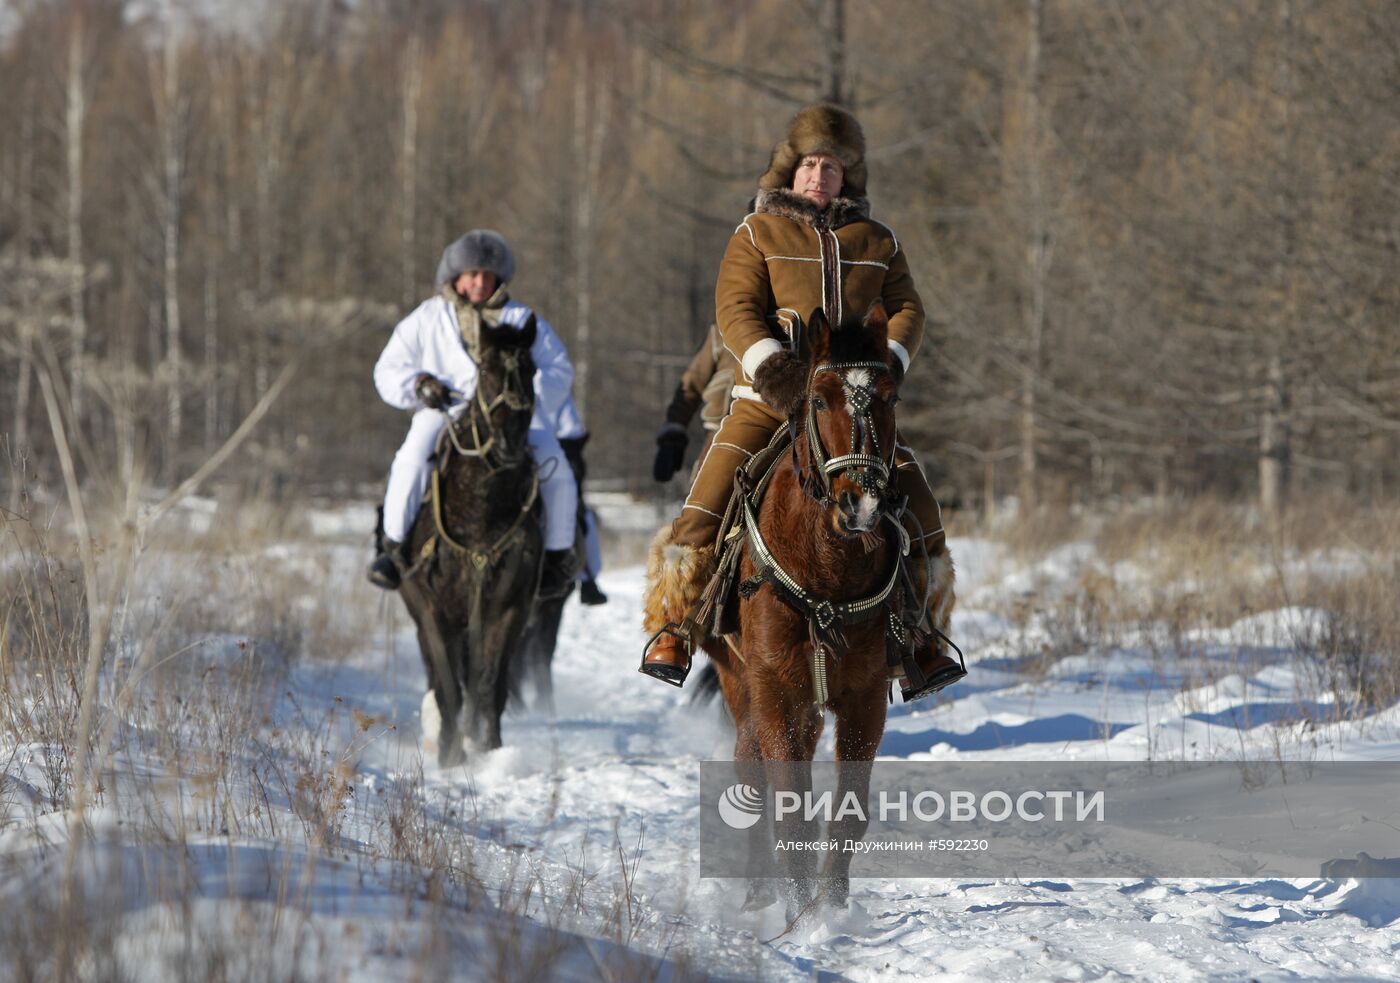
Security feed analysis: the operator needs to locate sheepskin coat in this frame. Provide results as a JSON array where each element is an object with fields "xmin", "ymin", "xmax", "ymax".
[{"xmin": 714, "ymin": 187, "xmax": 925, "ymax": 394}]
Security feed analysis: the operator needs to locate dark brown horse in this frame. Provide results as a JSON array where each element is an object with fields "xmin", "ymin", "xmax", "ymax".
[
  {"xmin": 703, "ymin": 303, "xmax": 935, "ymax": 917},
  {"xmin": 399, "ymin": 317, "xmax": 543, "ymax": 767}
]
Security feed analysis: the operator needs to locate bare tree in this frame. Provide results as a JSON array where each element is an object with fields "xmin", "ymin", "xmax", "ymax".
[
  {"xmin": 64, "ymin": 11, "xmax": 89, "ymax": 420},
  {"xmin": 152, "ymin": 0, "xmax": 190, "ymax": 458},
  {"xmin": 399, "ymin": 34, "xmax": 422, "ymax": 309}
]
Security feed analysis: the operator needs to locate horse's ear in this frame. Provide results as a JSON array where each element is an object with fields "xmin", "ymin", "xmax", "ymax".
[
  {"xmin": 863, "ymin": 300, "xmax": 889, "ymax": 353},
  {"xmin": 806, "ymin": 307, "xmax": 830, "ymax": 363},
  {"xmin": 519, "ymin": 313, "xmax": 538, "ymax": 349}
]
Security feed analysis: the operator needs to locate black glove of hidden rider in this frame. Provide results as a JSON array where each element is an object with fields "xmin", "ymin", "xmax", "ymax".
[{"xmin": 652, "ymin": 424, "xmax": 689, "ymax": 483}]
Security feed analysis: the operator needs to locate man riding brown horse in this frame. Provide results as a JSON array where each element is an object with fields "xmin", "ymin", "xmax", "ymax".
[{"xmin": 639, "ymin": 103, "xmax": 966, "ymax": 702}]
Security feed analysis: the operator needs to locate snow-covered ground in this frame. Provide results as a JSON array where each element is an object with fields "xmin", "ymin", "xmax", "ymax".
[{"xmin": 3, "ymin": 513, "xmax": 1399, "ymax": 981}]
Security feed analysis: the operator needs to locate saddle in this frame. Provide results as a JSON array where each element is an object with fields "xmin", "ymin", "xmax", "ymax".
[{"xmin": 687, "ymin": 424, "xmax": 934, "ymax": 684}]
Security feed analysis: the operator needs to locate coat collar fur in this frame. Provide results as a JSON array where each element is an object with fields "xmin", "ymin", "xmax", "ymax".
[{"xmin": 754, "ymin": 187, "xmax": 871, "ymax": 230}]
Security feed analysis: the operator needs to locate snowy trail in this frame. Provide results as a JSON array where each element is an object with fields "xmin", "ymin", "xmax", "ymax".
[
  {"xmin": 289, "ymin": 535, "xmax": 1400, "ymax": 981},
  {"xmin": 9, "ymin": 520, "xmax": 1394, "ymax": 978}
]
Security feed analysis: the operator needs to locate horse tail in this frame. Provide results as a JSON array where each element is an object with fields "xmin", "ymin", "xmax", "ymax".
[{"xmin": 687, "ymin": 661, "xmax": 727, "ymax": 713}]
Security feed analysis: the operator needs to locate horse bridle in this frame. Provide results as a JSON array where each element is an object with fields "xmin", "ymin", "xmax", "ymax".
[
  {"xmin": 442, "ymin": 348, "xmax": 533, "ymax": 469},
  {"xmin": 796, "ymin": 359, "xmax": 897, "ymax": 506},
  {"xmin": 737, "ymin": 357, "xmax": 909, "ymax": 705},
  {"xmin": 745, "ymin": 357, "xmax": 967, "ymax": 705}
]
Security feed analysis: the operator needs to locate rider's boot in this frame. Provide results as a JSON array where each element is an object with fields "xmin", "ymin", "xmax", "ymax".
[
  {"xmin": 898, "ymin": 633, "xmax": 966, "ymax": 702},
  {"xmin": 898, "ymin": 546, "xmax": 967, "ymax": 702},
  {"xmin": 579, "ymin": 578, "xmax": 608, "ymax": 606},
  {"xmin": 639, "ymin": 526, "xmax": 714, "ymax": 687},
  {"xmin": 641, "ymin": 632, "xmax": 690, "ymax": 686},
  {"xmin": 537, "ymin": 548, "xmax": 578, "ymax": 600},
  {"xmin": 368, "ymin": 538, "xmax": 405, "ymax": 591}
]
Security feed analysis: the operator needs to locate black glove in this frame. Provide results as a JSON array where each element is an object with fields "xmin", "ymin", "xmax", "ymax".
[
  {"xmin": 652, "ymin": 424, "xmax": 689, "ymax": 482},
  {"xmin": 558, "ymin": 435, "xmax": 588, "ymax": 486},
  {"xmin": 414, "ymin": 373, "xmax": 451, "ymax": 410},
  {"xmin": 751, "ymin": 349, "xmax": 808, "ymax": 416}
]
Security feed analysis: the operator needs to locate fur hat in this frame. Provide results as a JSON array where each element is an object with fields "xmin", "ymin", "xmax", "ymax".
[
  {"xmin": 758, "ymin": 103, "xmax": 867, "ymax": 198},
  {"xmin": 435, "ymin": 229, "xmax": 515, "ymax": 287}
]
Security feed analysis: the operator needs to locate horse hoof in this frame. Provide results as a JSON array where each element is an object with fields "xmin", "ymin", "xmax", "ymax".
[
  {"xmin": 741, "ymin": 881, "xmax": 778, "ymax": 912},
  {"xmin": 821, "ymin": 877, "xmax": 850, "ymax": 910},
  {"xmin": 782, "ymin": 881, "xmax": 819, "ymax": 925},
  {"xmin": 437, "ymin": 741, "xmax": 467, "ymax": 769}
]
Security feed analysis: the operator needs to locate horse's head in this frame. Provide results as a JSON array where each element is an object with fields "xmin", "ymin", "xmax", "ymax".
[
  {"xmin": 798, "ymin": 303, "xmax": 901, "ymax": 538},
  {"xmin": 465, "ymin": 315, "xmax": 538, "ymax": 466}
]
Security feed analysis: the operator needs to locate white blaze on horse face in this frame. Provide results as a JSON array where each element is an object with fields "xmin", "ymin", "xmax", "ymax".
[
  {"xmin": 854, "ymin": 492, "xmax": 880, "ymax": 531},
  {"xmin": 846, "ymin": 368, "xmax": 873, "ymax": 390}
]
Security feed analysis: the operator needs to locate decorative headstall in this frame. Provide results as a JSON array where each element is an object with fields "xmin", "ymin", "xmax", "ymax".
[
  {"xmin": 441, "ymin": 348, "xmax": 533, "ymax": 471},
  {"xmin": 734, "ymin": 357, "xmax": 918, "ymax": 703},
  {"xmin": 795, "ymin": 360, "xmax": 897, "ymax": 505}
]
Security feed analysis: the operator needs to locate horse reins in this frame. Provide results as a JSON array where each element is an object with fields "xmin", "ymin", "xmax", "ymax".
[
  {"xmin": 405, "ymin": 347, "xmax": 539, "ymax": 577},
  {"xmin": 440, "ymin": 348, "xmax": 533, "ymax": 470}
]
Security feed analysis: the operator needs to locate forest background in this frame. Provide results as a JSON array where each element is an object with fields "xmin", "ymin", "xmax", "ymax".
[{"xmin": 3, "ymin": 0, "xmax": 1398, "ymax": 518}]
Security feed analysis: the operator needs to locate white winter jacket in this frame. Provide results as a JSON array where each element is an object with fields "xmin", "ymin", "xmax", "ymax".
[
  {"xmin": 373, "ymin": 296, "xmax": 574, "ymax": 430},
  {"xmin": 554, "ymin": 393, "xmax": 587, "ymax": 440}
]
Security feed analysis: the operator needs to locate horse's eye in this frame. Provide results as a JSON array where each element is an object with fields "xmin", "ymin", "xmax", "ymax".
[
  {"xmin": 888, "ymin": 394, "xmax": 901, "ymax": 408},
  {"xmin": 811, "ymin": 396, "xmax": 827, "ymax": 412}
]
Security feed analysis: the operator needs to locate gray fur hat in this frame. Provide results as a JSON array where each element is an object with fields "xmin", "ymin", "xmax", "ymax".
[{"xmin": 435, "ymin": 229, "xmax": 515, "ymax": 287}]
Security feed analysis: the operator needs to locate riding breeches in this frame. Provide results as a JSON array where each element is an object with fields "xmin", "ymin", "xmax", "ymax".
[
  {"xmin": 669, "ymin": 396, "xmax": 948, "ymax": 557},
  {"xmin": 382, "ymin": 408, "xmax": 578, "ymax": 550}
]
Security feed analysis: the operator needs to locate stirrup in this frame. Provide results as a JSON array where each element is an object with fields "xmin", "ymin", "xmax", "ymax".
[
  {"xmin": 367, "ymin": 540, "xmax": 405, "ymax": 591},
  {"xmin": 640, "ymin": 622, "xmax": 693, "ymax": 688},
  {"xmin": 897, "ymin": 629, "xmax": 967, "ymax": 703},
  {"xmin": 899, "ymin": 661, "xmax": 967, "ymax": 702}
]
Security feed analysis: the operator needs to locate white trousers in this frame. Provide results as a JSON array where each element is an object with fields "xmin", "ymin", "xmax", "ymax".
[{"xmin": 382, "ymin": 408, "xmax": 578, "ymax": 550}]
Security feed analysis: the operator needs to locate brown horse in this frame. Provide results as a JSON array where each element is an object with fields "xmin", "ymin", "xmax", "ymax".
[{"xmin": 702, "ymin": 303, "xmax": 949, "ymax": 918}]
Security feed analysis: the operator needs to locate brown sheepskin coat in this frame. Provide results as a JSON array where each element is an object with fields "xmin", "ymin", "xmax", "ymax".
[{"xmin": 714, "ymin": 187, "xmax": 925, "ymax": 390}]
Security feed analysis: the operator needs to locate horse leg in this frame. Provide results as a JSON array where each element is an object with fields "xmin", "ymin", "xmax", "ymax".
[
  {"xmin": 414, "ymin": 610, "xmax": 466, "ymax": 769},
  {"xmin": 752, "ymin": 671, "xmax": 825, "ymax": 922},
  {"xmin": 529, "ymin": 595, "xmax": 566, "ymax": 715},
  {"xmin": 820, "ymin": 686, "xmax": 887, "ymax": 908},
  {"xmin": 459, "ymin": 628, "xmax": 501, "ymax": 753},
  {"xmin": 487, "ymin": 590, "xmax": 537, "ymax": 747},
  {"xmin": 708, "ymin": 655, "xmax": 775, "ymax": 911},
  {"xmin": 721, "ymin": 670, "xmax": 778, "ymax": 912},
  {"xmin": 461, "ymin": 559, "xmax": 537, "ymax": 752}
]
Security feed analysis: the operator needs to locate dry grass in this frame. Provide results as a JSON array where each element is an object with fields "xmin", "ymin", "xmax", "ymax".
[
  {"xmin": 967, "ymin": 495, "xmax": 1400, "ymax": 724},
  {"xmin": 0, "ymin": 481, "xmax": 713, "ymax": 981}
]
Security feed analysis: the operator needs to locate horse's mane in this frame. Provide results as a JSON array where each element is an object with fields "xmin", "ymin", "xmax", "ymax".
[{"xmin": 818, "ymin": 322, "xmax": 889, "ymax": 366}]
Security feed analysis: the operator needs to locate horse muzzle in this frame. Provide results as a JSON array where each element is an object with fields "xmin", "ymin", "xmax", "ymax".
[{"xmin": 834, "ymin": 489, "xmax": 881, "ymax": 536}]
